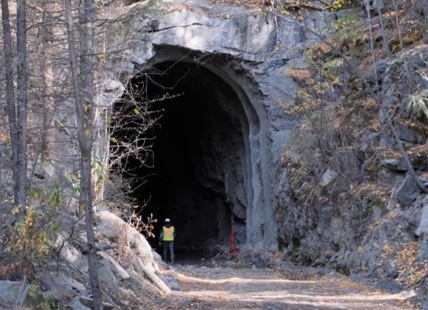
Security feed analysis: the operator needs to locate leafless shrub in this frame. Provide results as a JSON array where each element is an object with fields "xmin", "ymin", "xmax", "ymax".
[{"xmin": 405, "ymin": 89, "xmax": 428, "ymax": 122}]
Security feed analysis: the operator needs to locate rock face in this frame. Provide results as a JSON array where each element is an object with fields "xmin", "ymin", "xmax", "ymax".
[
  {"xmin": 104, "ymin": 0, "xmax": 328, "ymax": 250},
  {"xmin": 273, "ymin": 40, "xmax": 428, "ymax": 298},
  {"xmin": 0, "ymin": 209, "xmax": 169, "ymax": 309},
  {"xmin": 99, "ymin": 1, "xmax": 428, "ymax": 294}
]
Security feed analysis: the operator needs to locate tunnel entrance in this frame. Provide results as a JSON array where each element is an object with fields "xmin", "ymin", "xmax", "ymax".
[{"xmin": 112, "ymin": 52, "xmax": 259, "ymax": 256}]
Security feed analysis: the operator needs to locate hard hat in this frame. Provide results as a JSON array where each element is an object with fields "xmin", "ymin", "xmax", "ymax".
[{"xmin": 165, "ymin": 218, "xmax": 171, "ymax": 223}]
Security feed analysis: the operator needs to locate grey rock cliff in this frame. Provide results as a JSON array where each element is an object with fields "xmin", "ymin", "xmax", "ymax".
[{"xmin": 104, "ymin": 0, "xmax": 329, "ymax": 250}]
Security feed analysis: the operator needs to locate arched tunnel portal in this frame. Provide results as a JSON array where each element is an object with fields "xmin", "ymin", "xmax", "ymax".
[{"xmin": 112, "ymin": 47, "xmax": 268, "ymax": 257}]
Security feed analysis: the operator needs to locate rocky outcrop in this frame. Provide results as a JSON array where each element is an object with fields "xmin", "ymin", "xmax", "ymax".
[
  {"xmin": 103, "ymin": 0, "xmax": 330, "ymax": 250},
  {"xmin": 0, "ymin": 210, "xmax": 169, "ymax": 309},
  {"xmin": 95, "ymin": 0, "xmax": 428, "ymax": 293},
  {"xmin": 275, "ymin": 31, "xmax": 428, "ymax": 297},
  {"xmin": 91, "ymin": 0, "xmax": 428, "ymax": 301}
]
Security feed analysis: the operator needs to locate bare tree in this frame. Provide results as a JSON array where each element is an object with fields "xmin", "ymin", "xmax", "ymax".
[
  {"xmin": 15, "ymin": 0, "xmax": 28, "ymax": 219},
  {"xmin": 1, "ymin": 0, "xmax": 16, "ymax": 252},
  {"xmin": 39, "ymin": 1, "xmax": 56, "ymax": 161},
  {"xmin": 2, "ymin": 0, "xmax": 28, "ymax": 221},
  {"xmin": 375, "ymin": 2, "xmax": 389, "ymax": 54},
  {"xmin": 64, "ymin": 0, "xmax": 102, "ymax": 308}
]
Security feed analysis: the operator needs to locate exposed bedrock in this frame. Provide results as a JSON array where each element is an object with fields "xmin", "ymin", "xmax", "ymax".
[{"xmin": 106, "ymin": 0, "xmax": 328, "ymax": 251}]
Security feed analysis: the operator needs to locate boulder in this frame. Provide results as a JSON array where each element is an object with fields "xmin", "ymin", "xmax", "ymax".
[
  {"xmin": 396, "ymin": 175, "xmax": 421, "ymax": 207},
  {"xmin": 0, "ymin": 280, "xmax": 29, "ymax": 306},
  {"xmin": 415, "ymin": 204, "xmax": 428, "ymax": 237},
  {"xmin": 396, "ymin": 123, "xmax": 426, "ymax": 144},
  {"xmin": 319, "ymin": 168, "xmax": 338, "ymax": 188},
  {"xmin": 98, "ymin": 259, "xmax": 120, "ymax": 292},
  {"xmin": 96, "ymin": 210, "xmax": 154, "ymax": 269},
  {"xmin": 95, "ymin": 210, "xmax": 169, "ymax": 294},
  {"xmin": 381, "ymin": 158, "xmax": 408, "ymax": 172},
  {"xmin": 43, "ymin": 271, "xmax": 86, "ymax": 298},
  {"xmin": 57, "ymin": 236, "xmax": 85, "ymax": 266},
  {"xmin": 98, "ymin": 252, "xmax": 130, "ymax": 281},
  {"xmin": 159, "ymin": 275, "xmax": 181, "ymax": 291},
  {"xmin": 69, "ymin": 296, "xmax": 114, "ymax": 310},
  {"xmin": 68, "ymin": 297, "xmax": 92, "ymax": 310}
]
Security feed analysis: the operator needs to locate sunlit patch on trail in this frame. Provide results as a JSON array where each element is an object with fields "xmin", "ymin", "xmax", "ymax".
[
  {"xmin": 166, "ymin": 267, "xmax": 417, "ymax": 310},
  {"xmin": 175, "ymin": 273, "xmax": 317, "ymax": 285},
  {"xmin": 176, "ymin": 288, "xmax": 416, "ymax": 309}
]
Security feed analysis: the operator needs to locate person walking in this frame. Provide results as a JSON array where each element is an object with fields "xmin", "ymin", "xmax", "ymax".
[{"xmin": 159, "ymin": 218, "xmax": 175, "ymax": 263}]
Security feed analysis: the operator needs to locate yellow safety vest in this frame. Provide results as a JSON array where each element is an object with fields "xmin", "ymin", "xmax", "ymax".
[{"xmin": 162, "ymin": 226, "xmax": 175, "ymax": 241}]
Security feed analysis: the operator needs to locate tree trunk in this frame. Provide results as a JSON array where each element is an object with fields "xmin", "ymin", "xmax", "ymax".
[
  {"xmin": 1, "ymin": 0, "xmax": 17, "ymax": 165},
  {"xmin": 40, "ymin": 2, "xmax": 55, "ymax": 162},
  {"xmin": 376, "ymin": 5, "xmax": 389, "ymax": 54},
  {"xmin": 78, "ymin": 0, "xmax": 102, "ymax": 305},
  {"xmin": 64, "ymin": 0, "xmax": 102, "ymax": 308},
  {"xmin": 1, "ymin": 0, "xmax": 16, "ymax": 252},
  {"xmin": 15, "ymin": 0, "xmax": 28, "ymax": 219}
]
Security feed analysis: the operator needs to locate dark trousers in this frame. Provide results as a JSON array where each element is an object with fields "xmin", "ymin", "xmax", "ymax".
[{"xmin": 162, "ymin": 241, "xmax": 174, "ymax": 263}]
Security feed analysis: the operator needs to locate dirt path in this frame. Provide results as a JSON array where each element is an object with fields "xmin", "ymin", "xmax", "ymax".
[{"xmin": 145, "ymin": 262, "xmax": 417, "ymax": 310}]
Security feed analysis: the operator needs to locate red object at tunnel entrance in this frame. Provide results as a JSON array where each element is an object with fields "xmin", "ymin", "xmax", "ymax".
[{"xmin": 230, "ymin": 221, "xmax": 240, "ymax": 255}]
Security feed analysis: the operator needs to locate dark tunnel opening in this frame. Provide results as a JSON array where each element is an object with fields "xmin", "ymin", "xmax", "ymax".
[{"xmin": 112, "ymin": 58, "xmax": 253, "ymax": 260}]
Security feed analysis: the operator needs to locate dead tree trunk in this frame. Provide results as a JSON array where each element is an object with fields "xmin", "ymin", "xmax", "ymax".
[
  {"xmin": 15, "ymin": 0, "xmax": 28, "ymax": 219},
  {"xmin": 64, "ymin": 0, "xmax": 102, "ymax": 308},
  {"xmin": 40, "ymin": 2, "xmax": 56, "ymax": 161},
  {"xmin": 1, "ymin": 0, "xmax": 16, "ymax": 251}
]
